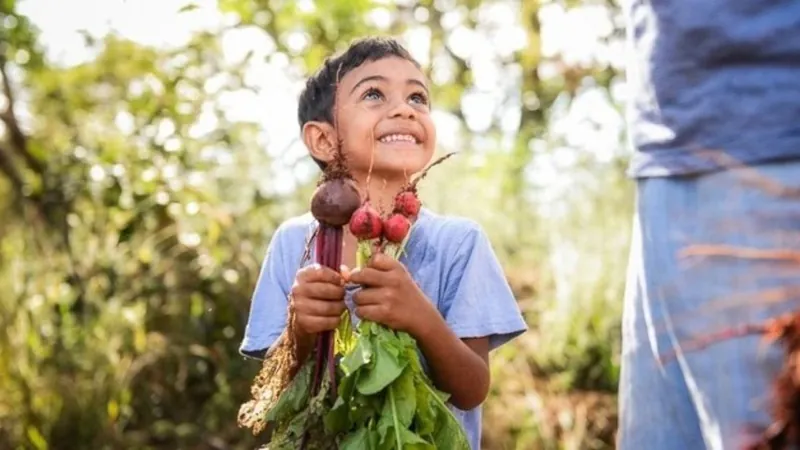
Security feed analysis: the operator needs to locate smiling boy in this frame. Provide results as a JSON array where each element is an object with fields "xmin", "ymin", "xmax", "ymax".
[{"xmin": 240, "ymin": 37, "xmax": 528, "ymax": 448}]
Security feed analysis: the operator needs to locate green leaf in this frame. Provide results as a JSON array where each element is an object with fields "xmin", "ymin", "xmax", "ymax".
[
  {"xmin": 375, "ymin": 386, "xmax": 400, "ymax": 450},
  {"xmin": 340, "ymin": 427, "xmax": 370, "ymax": 450},
  {"xmin": 1, "ymin": 0, "xmax": 15, "ymax": 14},
  {"xmin": 392, "ymin": 369, "xmax": 416, "ymax": 428},
  {"xmin": 349, "ymin": 391, "xmax": 381, "ymax": 427},
  {"xmin": 397, "ymin": 331, "xmax": 417, "ymax": 349},
  {"xmin": 430, "ymin": 398, "xmax": 470, "ymax": 450},
  {"xmin": 26, "ymin": 426, "xmax": 47, "ymax": 450},
  {"xmin": 356, "ymin": 336, "xmax": 407, "ymax": 395},
  {"xmin": 265, "ymin": 359, "xmax": 313, "ymax": 423},
  {"xmin": 286, "ymin": 407, "xmax": 310, "ymax": 437},
  {"xmin": 323, "ymin": 396, "xmax": 350, "ymax": 433},
  {"xmin": 400, "ymin": 428, "xmax": 434, "ymax": 449},
  {"xmin": 375, "ymin": 412, "xmax": 393, "ymax": 449},
  {"xmin": 413, "ymin": 376, "xmax": 436, "ymax": 436},
  {"xmin": 400, "ymin": 379, "xmax": 470, "ymax": 450},
  {"xmin": 341, "ymin": 334, "xmax": 372, "ymax": 375},
  {"xmin": 116, "ymin": 216, "xmax": 137, "ymax": 244},
  {"xmin": 337, "ymin": 369, "xmax": 357, "ymax": 402},
  {"xmin": 178, "ymin": 3, "xmax": 199, "ymax": 13},
  {"xmin": 336, "ymin": 309, "xmax": 356, "ymax": 354},
  {"xmin": 368, "ymin": 426, "xmax": 382, "ymax": 449}
]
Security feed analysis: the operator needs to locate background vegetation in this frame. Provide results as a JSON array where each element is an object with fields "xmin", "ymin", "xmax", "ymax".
[{"xmin": 0, "ymin": 0, "xmax": 632, "ymax": 448}]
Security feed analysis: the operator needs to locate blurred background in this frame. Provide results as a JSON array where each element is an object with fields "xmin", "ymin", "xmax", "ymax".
[{"xmin": 0, "ymin": 0, "xmax": 630, "ymax": 448}]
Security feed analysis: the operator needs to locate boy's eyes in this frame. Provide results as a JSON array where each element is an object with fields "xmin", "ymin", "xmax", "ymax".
[
  {"xmin": 363, "ymin": 88, "xmax": 383, "ymax": 101},
  {"xmin": 361, "ymin": 87, "xmax": 429, "ymax": 106},
  {"xmin": 409, "ymin": 92, "xmax": 428, "ymax": 105}
]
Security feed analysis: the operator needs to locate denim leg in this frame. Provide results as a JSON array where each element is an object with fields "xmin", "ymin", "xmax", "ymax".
[
  {"xmin": 623, "ymin": 161, "xmax": 800, "ymax": 450},
  {"xmin": 618, "ymin": 212, "xmax": 706, "ymax": 450}
]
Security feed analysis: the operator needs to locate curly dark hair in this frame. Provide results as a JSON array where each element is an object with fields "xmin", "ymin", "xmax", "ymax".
[{"xmin": 297, "ymin": 36, "xmax": 421, "ymax": 169}]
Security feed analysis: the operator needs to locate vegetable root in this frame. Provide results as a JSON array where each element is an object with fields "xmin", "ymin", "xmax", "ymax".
[{"xmin": 661, "ymin": 311, "xmax": 800, "ymax": 450}]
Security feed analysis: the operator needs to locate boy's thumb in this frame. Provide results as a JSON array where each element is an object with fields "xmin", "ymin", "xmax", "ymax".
[{"xmin": 340, "ymin": 264, "xmax": 352, "ymax": 282}]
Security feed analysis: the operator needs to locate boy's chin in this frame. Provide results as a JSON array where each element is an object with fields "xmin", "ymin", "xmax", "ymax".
[{"xmin": 352, "ymin": 160, "xmax": 429, "ymax": 181}]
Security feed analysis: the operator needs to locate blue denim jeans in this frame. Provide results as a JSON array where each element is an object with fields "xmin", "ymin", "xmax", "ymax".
[{"xmin": 617, "ymin": 161, "xmax": 800, "ymax": 450}]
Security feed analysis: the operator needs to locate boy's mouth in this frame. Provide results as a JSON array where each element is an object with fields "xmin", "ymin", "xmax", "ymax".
[{"xmin": 377, "ymin": 133, "xmax": 421, "ymax": 146}]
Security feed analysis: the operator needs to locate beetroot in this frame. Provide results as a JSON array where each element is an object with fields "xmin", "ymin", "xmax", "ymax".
[
  {"xmin": 349, "ymin": 203, "xmax": 383, "ymax": 240},
  {"xmin": 393, "ymin": 191, "xmax": 421, "ymax": 217},
  {"xmin": 310, "ymin": 177, "xmax": 361, "ymax": 227},
  {"xmin": 383, "ymin": 213, "xmax": 411, "ymax": 243}
]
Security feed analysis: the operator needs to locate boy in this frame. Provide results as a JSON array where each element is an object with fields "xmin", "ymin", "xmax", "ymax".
[{"xmin": 239, "ymin": 37, "xmax": 528, "ymax": 449}]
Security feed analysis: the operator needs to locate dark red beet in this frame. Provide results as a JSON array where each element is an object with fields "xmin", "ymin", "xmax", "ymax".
[
  {"xmin": 349, "ymin": 203, "xmax": 383, "ymax": 240},
  {"xmin": 310, "ymin": 178, "xmax": 361, "ymax": 227},
  {"xmin": 393, "ymin": 191, "xmax": 421, "ymax": 217},
  {"xmin": 383, "ymin": 213, "xmax": 411, "ymax": 243}
]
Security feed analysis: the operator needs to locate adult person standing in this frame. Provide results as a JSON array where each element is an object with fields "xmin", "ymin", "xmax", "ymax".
[{"xmin": 617, "ymin": 1, "xmax": 800, "ymax": 449}]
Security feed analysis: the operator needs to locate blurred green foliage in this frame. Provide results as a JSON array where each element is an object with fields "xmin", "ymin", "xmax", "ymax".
[{"xmin": 0, "ymin": 0, "xmax": 630, "ymax": 448}]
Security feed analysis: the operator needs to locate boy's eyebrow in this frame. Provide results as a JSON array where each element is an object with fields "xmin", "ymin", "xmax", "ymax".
[{"xmin": 349, "ymin": 75, "xmax": 429, "ymax": 95}]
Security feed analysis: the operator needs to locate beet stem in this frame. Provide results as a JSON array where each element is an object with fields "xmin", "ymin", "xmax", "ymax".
[
  {"xmin": 302, "ymin": 223, "xmax": 344, "ymax": 446},
  {"xmin": 328, "ymin": 333, "xmax": 337, "ymax": 402}
]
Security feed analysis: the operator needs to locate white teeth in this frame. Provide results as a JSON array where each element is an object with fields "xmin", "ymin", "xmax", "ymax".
[{"xmin": 379, "ymin": 134, "xmax": 416, "ymax": 143}]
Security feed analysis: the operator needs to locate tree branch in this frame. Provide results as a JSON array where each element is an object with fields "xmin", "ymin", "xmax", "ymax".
[
  {"xmin": 0, "ymin": 54, "xmax": 44, "ymax": 174},
  {"xmin": 0, "ymin": 142, "xmax": 24, "ymax": 195}
]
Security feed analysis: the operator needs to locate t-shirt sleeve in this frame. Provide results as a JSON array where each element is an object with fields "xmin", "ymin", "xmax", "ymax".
[
  {"xmin": 439, "ymin": 223, "xmax": 528, "ymax": 351},
  {"xmin": 239, "ymin": 224, "xmax": 295, "ymax": 359}
]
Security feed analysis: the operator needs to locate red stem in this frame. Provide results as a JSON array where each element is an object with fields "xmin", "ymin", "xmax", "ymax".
[
  {"xmin": 325, "ymin": 226, "xmax": 342, "ymax": 401},
  {"xmin": 301, "ymin": 223, "xmax": 344, "ymax": 448}
]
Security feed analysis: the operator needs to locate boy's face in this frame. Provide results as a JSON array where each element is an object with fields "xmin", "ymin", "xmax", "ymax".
[{"xmin": 330, "ymin": 57, "xmax": 436, "ymax": 181}]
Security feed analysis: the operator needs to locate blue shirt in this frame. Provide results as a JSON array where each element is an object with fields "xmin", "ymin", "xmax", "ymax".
[
  {"xmin": 624, "ymin": 0, "xmax": 800, "ymax": 178},
  {"xmin": 240, "ymin": 208, "xmax": 528, "ymax": 449}
]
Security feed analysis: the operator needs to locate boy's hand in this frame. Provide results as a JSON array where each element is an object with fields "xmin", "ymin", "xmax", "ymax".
[
  {"xmin": 347, "ymin": 253, "xmax": 437, "ymax": 336},
  {"xmin": 290, "ymin": 264, "xmax": 347, "ymax": 337}
]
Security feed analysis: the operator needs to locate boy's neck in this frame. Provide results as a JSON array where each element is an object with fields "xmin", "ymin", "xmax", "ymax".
[{"xmin": 353, "ymin": 172, "xmax": 408, "ymax": 216}]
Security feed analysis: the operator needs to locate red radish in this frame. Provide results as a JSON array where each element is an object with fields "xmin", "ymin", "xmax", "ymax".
[
  {"xmin": 349, "ymin": 203, "xmax": 382, "ymax": 240},
  {"xmin": 383, "ymin": 213, "xmax": 411, "ymax": 243},
  {"xmin": 389, "ymin": 151, "xmax": 455, "ymax": 220},
  {"xmin": 393, "ymin": 191, "xmax": 421, "ymax": 217}
]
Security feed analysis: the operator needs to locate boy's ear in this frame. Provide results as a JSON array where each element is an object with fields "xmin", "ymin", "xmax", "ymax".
[{"xmin": 302, "ymin": 121, "xmax": 338, "ymax": 163}]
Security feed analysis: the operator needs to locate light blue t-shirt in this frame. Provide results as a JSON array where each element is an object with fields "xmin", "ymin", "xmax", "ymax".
[
  {"xmin": 240, "ymin": 208, "xmax": 528, "ymax": 449},
  {"xmin": 624, "ymin": 0, "xmax": 800, "ymax": 178}
]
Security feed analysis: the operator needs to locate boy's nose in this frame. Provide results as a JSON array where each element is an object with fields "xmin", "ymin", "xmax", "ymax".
[{"xmin": 388, "ymin": 101, "xmax": 417, "ymax": 119}]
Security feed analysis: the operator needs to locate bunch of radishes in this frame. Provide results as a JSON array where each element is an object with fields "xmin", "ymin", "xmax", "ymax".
[{"xmin": 347, "ymin": 188, "xmax": 420, "ymax": 244}]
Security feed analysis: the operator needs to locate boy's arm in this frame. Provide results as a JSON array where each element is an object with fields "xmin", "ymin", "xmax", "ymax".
[
  {"xmin": 240, "ymin": 222, "xmax": 304, "ymax": 359},
  {"xmin": 413, "ymin": 223, "xmax": 526, "ymax": 410},
  {"xmin": 409, "ymin": 312, "xmax": 490, "ymax": 411},
  {"xmin": 350, "ymin": 223, "xmax": 527, "ymax": 410}
]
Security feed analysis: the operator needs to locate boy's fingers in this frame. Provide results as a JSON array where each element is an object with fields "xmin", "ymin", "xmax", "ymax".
[
  {"xmin": 368, "ymin": 253, "xmax": 399, "ymax": 271},
  {"xmin": 297, "ymin": 264, "xmax": 344, "ymax": 285},
  {"xmin": 354, "ymin": 304, "xmax": 384, "ymax": 323},
  {"xmin": 297, "ymin": 315, "xmax": 343, "ymax": 333},
  {"xmin": 352, "ymin": 288, "xmax": 383, "ymax": 306},
  {"xmin": 349, "ymin": 267, "xmax": 392, "ymax": 287},
  {"xmin": 295, "ymin": 297, "xmax": 346, "ymax": 317},
  {"xmin": 294, "ymin": 282, "xmax": 345, "ymax": 302},
  {"xmin": 340, "ymin": 264, "xmax": 352, "ymax": 282}
]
